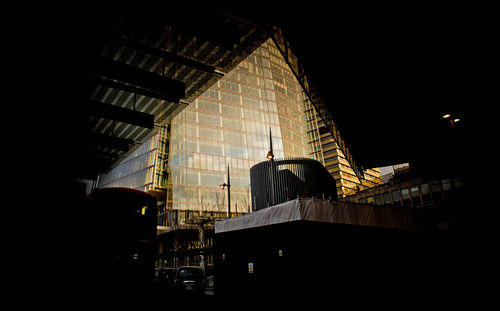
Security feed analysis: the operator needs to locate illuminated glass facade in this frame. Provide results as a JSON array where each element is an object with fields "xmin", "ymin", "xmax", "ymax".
[
  {"xmin": 98, "ymin": 38, "xmax": 381, "ymax": 221},
  {"xmin": 166, "ymin": 39, "xmax": 311, "ymax": 221},
  {"xmin": 98, "ymin": 39, "xmax": 312, "ymax": 222},
  {"xmin": 98, "ymin": 132, "xmax": 160, "ymax": 191}
]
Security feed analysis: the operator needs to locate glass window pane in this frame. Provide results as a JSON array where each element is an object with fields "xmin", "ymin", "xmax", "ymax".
[
  {"xmin": 213, "ymin": 156, "xmax": 219, "ymax": 171},
  {"xmin": 186, "ymin": 153, "xmax": 193, "ymax": 167},
  {"xmin": 383, "ymin": 192, "xmax": 391, "ymax": 204},
  {"xmin": 193, "ymin": 153, "xmax": 200, "ymax": 169},
  {"xmin": 184, "ymin": 109, "xmax": 197, "ymax": 122},
  {"xmin": 200, "ymin": 154, "xmax": 207, "ymax": 169},
  {"xmin": 442, "ymin": 179, "xmax": 452, "ymax": 191},
  {"xmin": 420, "ymin": 183, "xmax": 430, "ymax": 195},
  {"xmin": 186, "ymin": 140, "xmax": 197, "ymax": 153},
  {"xmin": 207, "ymin": 155, "xmax": 213, "ymax": 170},
  {"xmin": 401, "ymin": 188, "xmax": 410, "ymax": 199},
  {"xmin": 198, "ymin": 111, "xmax": 221, "ymax": 126},
  {"xmin": 411, "ymin": 186, "xmax": 420, "ymax": 198},
  {"xmin": 185, "ymin": 123, "xmax": 197, "ymax": 136}
]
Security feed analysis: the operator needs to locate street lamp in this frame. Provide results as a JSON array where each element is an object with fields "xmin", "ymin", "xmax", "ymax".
[
  {"xmin": 219, "ymin": 164, "xmax": 231, "ymax": 219},
  {"xmin": 442, "ymin": 113, "xmax": 462, "ymax": 130}
]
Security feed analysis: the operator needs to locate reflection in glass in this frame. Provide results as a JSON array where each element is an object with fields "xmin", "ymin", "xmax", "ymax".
[{"xmin": 168, "ymin": 39, "xmax": 312, "ymax": 215}]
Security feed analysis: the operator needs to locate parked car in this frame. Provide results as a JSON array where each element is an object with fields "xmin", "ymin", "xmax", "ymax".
[
  {"xmin": 172, "ymin": 266, "xmax": 205, "ymax": 296},
  {"xmin": 154, "ymin": 268, "xmax": 176, "ymax": 290}
]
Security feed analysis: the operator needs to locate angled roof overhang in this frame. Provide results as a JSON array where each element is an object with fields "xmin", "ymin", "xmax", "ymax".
[{"xmin": 78, "ymin": 3, "xmax": 269, "ymax": 179}]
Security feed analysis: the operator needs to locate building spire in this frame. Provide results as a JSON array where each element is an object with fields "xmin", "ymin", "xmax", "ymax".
[{"xmin": 266, "ymin": 127, "xmax": 274, "ymax": 160}]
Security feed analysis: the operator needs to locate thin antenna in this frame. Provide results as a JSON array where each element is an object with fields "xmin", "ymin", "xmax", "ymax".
[
  {"xmin": 266, "ymin": 127, "xmax": 274, "ymax": 160},
  {"xmin": 269, "ymin": 127, "xmax": 273, "ymax": 155}
]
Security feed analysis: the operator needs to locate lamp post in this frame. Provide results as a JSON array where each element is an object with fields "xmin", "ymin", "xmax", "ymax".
[{"xmin": 219, "ymin": 164, "xmax": 231, "ymax": 219}]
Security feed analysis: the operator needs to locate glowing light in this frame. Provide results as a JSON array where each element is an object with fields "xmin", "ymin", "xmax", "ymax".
[
  {"xmin": 442, "ymin": 114, "xmax": 451, "ymax": 119},
  {"xmin": 266, "ymin": 150, "xmax": 274, "ymax": 160}
]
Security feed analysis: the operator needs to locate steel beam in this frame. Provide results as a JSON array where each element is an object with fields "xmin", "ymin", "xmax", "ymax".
[
  {"xmin": 90, "ymin": 57, "xmax": 185, "ymax": 103},
  {"xmin": 87, "ymin": 100, "xmax": 154, "ymax": 129},
  {"xmin": 89, "ymin": 76, "xmax": 178, "ymax": 103},
  {"xmin": 111, "ymin": 35, "xmax": 223, "ymax": 75}
]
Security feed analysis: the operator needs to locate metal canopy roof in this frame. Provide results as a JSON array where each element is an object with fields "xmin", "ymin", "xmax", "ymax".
[{"xmin": 78, "ymin": 4, "xmax": 269, "ymax": 179}]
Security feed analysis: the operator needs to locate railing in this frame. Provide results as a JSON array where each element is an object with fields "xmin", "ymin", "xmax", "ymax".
[{"xmin": 271, "ymin": 27, "xmax": 365, "ymax": 182}]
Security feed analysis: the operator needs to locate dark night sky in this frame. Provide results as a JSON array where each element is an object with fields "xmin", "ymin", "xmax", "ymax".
[{"xmin": 226, "ymin": 1, "xmax": 470, "ymax": 172}]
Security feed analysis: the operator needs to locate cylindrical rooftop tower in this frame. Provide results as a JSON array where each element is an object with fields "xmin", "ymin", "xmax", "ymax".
[{"xmin": 250, "ymin": 157, "xmax": 337, "ymax": 211}]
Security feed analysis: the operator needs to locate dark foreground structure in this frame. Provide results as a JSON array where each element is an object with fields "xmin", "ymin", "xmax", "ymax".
[
  {"xmin": 77, "ymin": 188, "xmax": 157, "ymax": 299},
  {"xmin": 215, "ymin": 198, "xmax": 464, "ymax": 305}
]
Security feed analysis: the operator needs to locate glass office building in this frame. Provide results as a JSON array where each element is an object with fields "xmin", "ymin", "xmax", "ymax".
[
  {"xmin": 98, "ymin": 126, "xmax": 169, "ymax": 192},
  {"xmin": 166, "ymin": 39, "xmax": 310, "ymax": 221},
  {"xmin": 98, "ymin": 38, "xmax": 381, "ymax": 222},
  {"xmin": 99, "ymin": 39, "xmax": 312, "ymax": 223}
]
